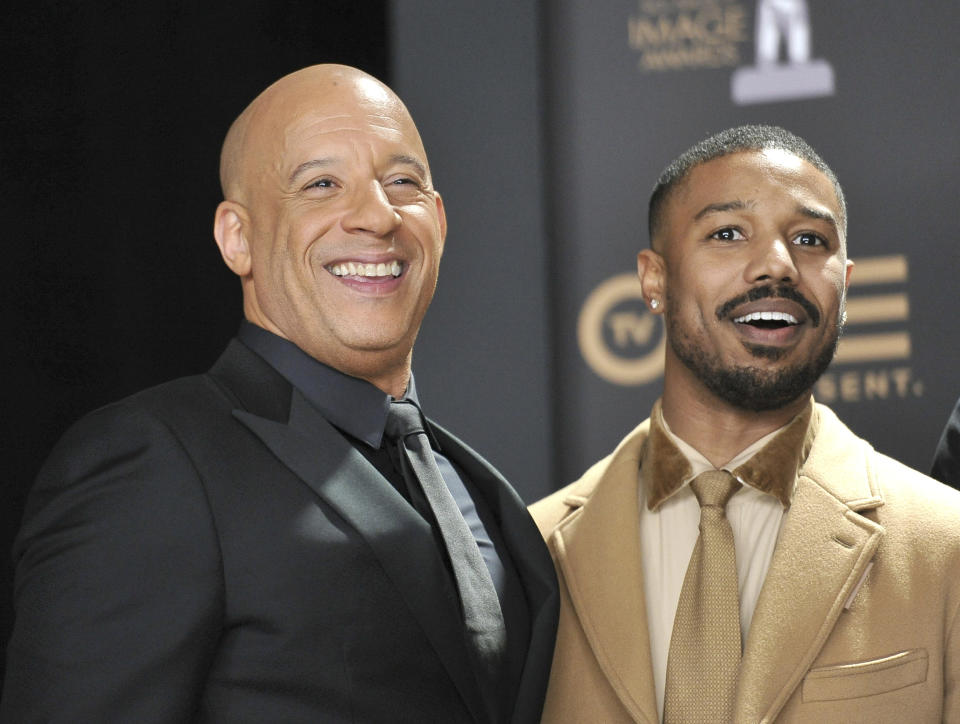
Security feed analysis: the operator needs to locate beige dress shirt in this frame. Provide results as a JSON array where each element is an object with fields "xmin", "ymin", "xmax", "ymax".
[{"xmin": 641, "ymin": 406, "xmax": 803, "ymax": 720}]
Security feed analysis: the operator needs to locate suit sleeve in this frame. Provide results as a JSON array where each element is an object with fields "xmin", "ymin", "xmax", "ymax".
[
  {"xmin": 932, "ymin": 397, "xmax": 960, "ymax": 489},
  {"xmin": 1, "ymin": 403, "xmax": 223, "ymax": 723}
]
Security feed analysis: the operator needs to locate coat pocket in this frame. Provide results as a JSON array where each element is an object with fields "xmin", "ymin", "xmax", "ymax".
[{"xmin": 802, "ymin": 649, "xmax": 928, "ymax": 702}]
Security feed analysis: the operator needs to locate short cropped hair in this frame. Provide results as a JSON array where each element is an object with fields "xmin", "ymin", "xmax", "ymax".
[{"xmin": 647, "ymin": 125, "xmax": 846, "ymax": 246}]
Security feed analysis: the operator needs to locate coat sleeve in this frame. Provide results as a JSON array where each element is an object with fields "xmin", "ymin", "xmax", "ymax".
[
  {"xmin": 932, "ymin": 397, "xmax": 960, "ymax": 489},
  {"xmin": 945, "ymin": 565, "xmax": 960, "ymax": 723},
  {"xmin": 1, "ymin": 402, "xmax": 223, "ymax": 723}
]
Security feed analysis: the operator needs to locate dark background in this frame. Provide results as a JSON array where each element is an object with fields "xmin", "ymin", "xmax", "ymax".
[{"xmin": 2, "ymin": 0, "xmax": 389, "ymax": 683}]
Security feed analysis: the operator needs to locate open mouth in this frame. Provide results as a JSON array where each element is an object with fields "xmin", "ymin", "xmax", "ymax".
[
  {"xmin": 732, "ymin": 311, "xmax": 799, "ymax": 330},
  {"xmin": 328, "ymin": 261, "xmax": 403, "ymax": 278}
]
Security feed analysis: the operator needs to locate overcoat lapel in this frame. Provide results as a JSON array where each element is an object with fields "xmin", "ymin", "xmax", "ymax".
[
  {"xmin": 735, "ymin": 406, "xmax": 885, "ymax": 722},
  {"xmin": 232, "ymin": 388, "xmax": 487, "ymax": 724},
  {"xmin": 548, "ymin": 426, "xmax": 659, "ymax": 724}
]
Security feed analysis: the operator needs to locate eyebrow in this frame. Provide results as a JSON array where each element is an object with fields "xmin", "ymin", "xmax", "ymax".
[
  {"xmin": 289, "ymin": 158, "xmax": 336, "ymax": 184},
  {"xmin": 797, "ymin": 204, "xmax": 840, "ymax": 232},
  {"xmin": 288, "ymin": 154, "xmax": 430, "ymax": 185},
  {"xmin": 693, "ymin": 200, "xmax": 751, "ymax": 220},
  {"xmin": 693, "ymin": 200, "xmax": 840, "ymax": 232},
  {"xmin": 388, "ymin": 154, "xmax": 429, "ymax": 181}
]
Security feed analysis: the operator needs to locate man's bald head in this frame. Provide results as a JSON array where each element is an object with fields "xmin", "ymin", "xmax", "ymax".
[
  {"xmin": 211, "ymin": 63, "xmax": 446, "ymax": 398},
  {"xmin": 218, "ymin": 64, "xmax": 427, "ymax": 203}
]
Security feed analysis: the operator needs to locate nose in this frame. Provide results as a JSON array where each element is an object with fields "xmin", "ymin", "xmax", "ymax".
[
  {"xmin": 744, "ymin": 235, "xmax": 799, "ymax": 284},
  {"xmin": 340, "ymin": 181, "xmax": 402, "ymax": 237}
]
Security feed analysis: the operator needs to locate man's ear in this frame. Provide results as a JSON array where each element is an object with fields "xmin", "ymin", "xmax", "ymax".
[
  {"xmin": 213, "ymin": 201, "xmax": 252, "ymax": 277},
  {"xmin": 637, "ymin": 248, "xmax": 666, "ymax": 313},
  {"xmin": 844, "ymin": 258, "xmax": 854, "ymax": 289},
  {"xmin": 434, "ymin": 191, "xmax": 447, "ymax": 252}
]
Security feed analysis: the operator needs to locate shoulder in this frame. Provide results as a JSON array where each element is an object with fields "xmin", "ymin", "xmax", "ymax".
[
  {"xmin": 873, "ymin": 449, "xmax": 960, "ymax": 531},
  {"xmin": 30, "ymin": 375, "xmax": 222, "ymax": 506},
  {"xmin": 530, "ymin": 419, "xmax": 651, "ymax": 539},
  {"xmin": 812, "ymin": 404, "xmax": 960, "ymax": 536},
  {"xmin": 51, "ymin": 339, "xmax": 288, "ymax": 461},
  {"xmin": 49, "ymin": 373, "xmax": 229, "ymax": 461},
  {"xmin": 931, "ymin": 395, "xmax": 960, "ymax": 486},
  {"xmin": 26, "ymin": 362, "xmax": 260, "ymax": 536}
]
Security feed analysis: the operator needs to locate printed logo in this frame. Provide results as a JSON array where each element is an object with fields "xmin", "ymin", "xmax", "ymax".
[
  {"xmin": 731, "ymin": 0, "xmax": 834, "ymax": 105},
  {"xmin": 578, "ymin": 273, "xmax": 665, "ymax": 385},
  {"xmin": 628, "ymin": 0, "xmax": 749, "ymax": 72},
  {"xmin": 816, "ymin": 254, "xmax": 924, "ymax": 404}
]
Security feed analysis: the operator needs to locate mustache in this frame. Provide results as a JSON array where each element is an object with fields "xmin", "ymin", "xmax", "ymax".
[{"xmin": 715, "ymin": 285, "xmax": 821, "ymax": 327}]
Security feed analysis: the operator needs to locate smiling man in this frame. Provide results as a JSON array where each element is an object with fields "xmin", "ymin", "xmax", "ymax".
[
  {"xmin": 532, "ymin": 126, "xmax": 960, "ymax": 723},
  {"xmin": 2, "ymin": 65, "xmax": 558, "ymax": 723}
]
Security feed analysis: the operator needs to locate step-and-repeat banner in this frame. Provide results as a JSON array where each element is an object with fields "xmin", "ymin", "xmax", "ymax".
[{"xmin": 545, "ymin": 0, "xmax": 959, "ymax": 483}]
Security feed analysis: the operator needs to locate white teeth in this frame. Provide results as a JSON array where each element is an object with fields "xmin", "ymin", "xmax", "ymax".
[
  {"xmin": 733, "ymin": 311, "xmax": 799, "ymax": 324},
  {"xmin": 330, "ymin": 261, "xmax": 404, "ymax": 278}
]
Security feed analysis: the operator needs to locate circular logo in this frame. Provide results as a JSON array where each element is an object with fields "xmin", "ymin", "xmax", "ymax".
[{"xmin": 577, "ymin": 272, "xmax": 665, "ymax": 386}]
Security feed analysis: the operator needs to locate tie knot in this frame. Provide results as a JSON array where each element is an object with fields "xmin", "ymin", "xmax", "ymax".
[
  {"xmin": 385, "ymin": 400, "xmax": 426, "ymax": 441},
  {"xmin": 690, "ymin": 470, "xmax": 741, "ymax": 509}
]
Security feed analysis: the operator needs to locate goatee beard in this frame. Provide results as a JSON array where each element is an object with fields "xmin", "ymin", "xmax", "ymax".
[{"xmin": 667, "ymin": 292, "xmax": 843, "ymax": 412}]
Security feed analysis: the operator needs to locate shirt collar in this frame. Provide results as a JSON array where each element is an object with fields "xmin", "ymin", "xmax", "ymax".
[
  {"xmin": 643, "ymin": 397, "xmax": 818, "ymax": 511},
  {"xmin": 237, "ymin": 321, "xmax": 422, "ymax": 449}
]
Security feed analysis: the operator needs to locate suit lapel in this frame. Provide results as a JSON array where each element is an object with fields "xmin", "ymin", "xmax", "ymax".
[
  {"xmin": 549, "ymin": 425, "xmax": 659, "ymax": 724},
  {"xmin": 736, "ymin": 405, "xmax": 885, "ymax": 722},
  {"xmin": 432, "ymin": 424, "xmax": 561, "ymax": 724},
  {"xmin": 233, "ymin": 388, "xmax": 487, "ymax": 724}
]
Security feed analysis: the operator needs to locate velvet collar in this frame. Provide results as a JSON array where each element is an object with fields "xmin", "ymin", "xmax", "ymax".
[{"xmin": 643, "ymin": 398, "xmax": 818, "ymax": 510}]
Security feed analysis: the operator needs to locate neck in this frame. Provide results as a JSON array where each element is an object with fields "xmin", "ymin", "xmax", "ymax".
[
  {"xmin": 364, "ymin": 365, "xmax": 411, "ymax": 399},
  {"xmin": 661, "ymin": 368, "xmax": 811, "ymax": 468},
  {"xmin": 328, "ymin": 349, "xmax": 412, "ymax": 399}
]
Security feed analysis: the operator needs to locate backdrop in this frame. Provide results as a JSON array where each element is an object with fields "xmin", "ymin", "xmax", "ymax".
[
  {"xmin": 4, "ymin": 0, "xmax": 958, "ymax": 683},
  {"xmin": 541, "ymin": 0, "xmax": 960, "ymax": 483}
]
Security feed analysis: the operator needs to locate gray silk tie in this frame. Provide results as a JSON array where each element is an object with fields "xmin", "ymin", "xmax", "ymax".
[
  {"xmin": 384, "ymin": 400, "xmax": 506, "ymax": 683},
  {"xmin": 663, "ymin": 470, "xmax": 743, "ymax": 724}
]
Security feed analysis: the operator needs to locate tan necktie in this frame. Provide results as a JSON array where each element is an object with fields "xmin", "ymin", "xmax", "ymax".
[{"xmin": 663, "ymin": 470, "xmax": 742, "ymax": 724}]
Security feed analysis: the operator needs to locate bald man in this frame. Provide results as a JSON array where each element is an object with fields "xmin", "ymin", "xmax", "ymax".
[{"xmin": 1, "ymin": 65, "xmax": 558, "ymax": 724}]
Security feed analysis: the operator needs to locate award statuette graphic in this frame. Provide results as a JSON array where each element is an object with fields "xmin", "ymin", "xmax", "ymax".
[{"xmin": 731, "ymin": 0, "xmax": 834, "ymax": 105}]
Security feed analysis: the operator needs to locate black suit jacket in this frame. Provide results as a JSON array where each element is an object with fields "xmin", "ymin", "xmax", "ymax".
[
  {"xmin": 932, "ymin": 395, "xmax": 960, "ymax": 489},
  {"xmin": 2, "ymin": 340, "xmax": 559, "ymax": 723}
]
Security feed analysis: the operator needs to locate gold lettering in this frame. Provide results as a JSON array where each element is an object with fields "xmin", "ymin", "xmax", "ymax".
[
  {"xmin": 640, "ymin": 43, "xmax": 739, "ymax": 70},
  {"xmin": 630, "ymin": 6, "xmax": 747, "ymax": 49},
  {"xmin": 817, "ymin": 368, "xmax": 921, "ymax": 404},
  {"xmin": 840, "ymin": 372, "xmax": 861, "ymax": 402},
  {"xmin": 815, "ymin": 373, "xmax": 837, "ymax": 404},
  {"xmin": 891, "ymin": 367, "xmax": 912, "ymax": 397},
  {"xmin": 862, "ymin": 370, "xmax": 889, "ymax": 399},
  {"xmin": 724, "ymin": 5, "xmax": 747, "ymax": 41}
]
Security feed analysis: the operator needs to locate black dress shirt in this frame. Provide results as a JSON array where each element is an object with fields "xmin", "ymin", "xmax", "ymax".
[{"xmin": 236, "ymin": 321, "xmax": 512, "ymax": 601}]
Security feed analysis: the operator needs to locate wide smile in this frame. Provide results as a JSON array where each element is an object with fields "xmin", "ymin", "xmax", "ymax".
[
  {"xmin": 728, "ymin": 301, "xmax": 807, "ymax": 347},
  {"xmin": 324, "ymin": 258, "xmax": 406, "ymax": 295},
  {"xmin": 733, "ymin": 310, "xmax": 799, "ymax": 326},
  {"xmin": 327, "ymin": 260, "xmax": 403, "ymax": 278}
]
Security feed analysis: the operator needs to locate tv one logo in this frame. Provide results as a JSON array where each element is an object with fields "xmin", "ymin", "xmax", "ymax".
[{"xmin": 577, "ymin": 254, "xmax": 923, "ymax": 403}]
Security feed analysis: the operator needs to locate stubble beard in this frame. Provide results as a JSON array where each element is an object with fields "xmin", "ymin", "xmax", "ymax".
[{"xmin": 666, "ymin": 300, "xmax": 843, "ymax": 413}]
